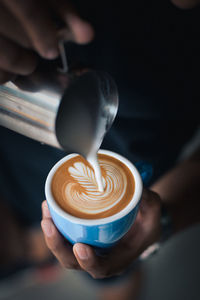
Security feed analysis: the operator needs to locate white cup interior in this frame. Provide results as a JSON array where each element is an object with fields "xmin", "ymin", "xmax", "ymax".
[{"xmin": 45, "ymin": 149, "xmax": 143, "ymax": 225}]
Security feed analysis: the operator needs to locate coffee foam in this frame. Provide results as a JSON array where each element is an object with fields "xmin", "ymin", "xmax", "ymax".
[{"xmin": 51, "ymin": 154, "xmax": 135, "ymax": 219}]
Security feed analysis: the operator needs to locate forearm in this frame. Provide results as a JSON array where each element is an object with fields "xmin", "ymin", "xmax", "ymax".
[{"xmin": 151, "ymin": 148, "xmax": 200, "ymax": 232}]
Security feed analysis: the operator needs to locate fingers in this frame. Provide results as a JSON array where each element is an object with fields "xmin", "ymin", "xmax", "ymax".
[
  {"xmin": 0, "ymin": 3, "xmax": 31, "ymax": 48},
  {"xmin": 65, "ymin": 14, "xmax": 94, "ymax": 44},
  {"xmin": 41, "ymin": 201, "xmax": 80, "ymax": 270},
  {"xmin": 127, "ymin": 189, "xmax": 161, "ymax": 250},
  {"xmin": 0, "ymin": 36, "xmax": 37, "ymax": 75},
  {"xmin": 140, "ymin": 188, "xmax": 161, "ymax": 215},
  {"xmin": 41, "ymin": 200, "xmax": 51, "ymax": 219},
  {"xmin": 3, "ymin": 0, "xmax": 94, "ymax": 60},
  {"xmin": 72, "ymin": 191, "xmax": 162, "ymax": 279},
  {"xmin": 73, "ymin": 243, "xmax": 109, "ymax": 279},
  {"xmin": 73, "ymin": 242, "xmax": 133, "ymax": 279},
  {"xmin": 41, "ymin": 201, "xmax": 109, "ymax": 277},
  {"xmin": 53, "ymin": 0, "xmax": 94, "ymax": 44},
  {"xmin": 41, "ymin": 201, "xmax": 114, "ymax": 278},
  {"xmin": 41, "ymin": 201, "xmax": 131, "ymax": 278},
  {"xmin": 3, "ymin": 0, "xmax": 59, "ymax": 59},
  {"xmin": 40, "ymin": 188, "xmax": 162, "ymax": 280}
]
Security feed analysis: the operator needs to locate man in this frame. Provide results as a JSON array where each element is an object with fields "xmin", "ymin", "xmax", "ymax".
[{"xmin": 0, "ymin": 0, "xmax": 199, "ymax": 293}]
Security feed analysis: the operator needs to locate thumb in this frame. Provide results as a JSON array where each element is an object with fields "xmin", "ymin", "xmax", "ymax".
[{"xmin": 73, "ymin": 243, "xmax": 107, "ymax": 279}]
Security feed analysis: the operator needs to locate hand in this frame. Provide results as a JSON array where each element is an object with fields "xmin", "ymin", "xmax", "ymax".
[
  {"xmin": 41, "ymin": 189, "xmax": 161, "ymax": 279},
  {"xmin": 0, "ymin": 0, "xmax": 94, "ymax": 84}
]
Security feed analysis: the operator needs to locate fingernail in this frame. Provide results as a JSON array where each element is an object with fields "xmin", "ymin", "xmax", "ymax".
[
  {"xmin": 75, "ymin": 244, "xmax": 89, "ymax": 260},
  {"xmin": 41, "ymin": 220, "xmax": 54, "ymax": 237},
  {"xmin": 45, "ymin": 48, "xmax": 59, "ymax": 59}
]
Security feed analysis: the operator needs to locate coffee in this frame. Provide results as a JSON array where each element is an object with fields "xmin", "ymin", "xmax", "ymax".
[{"xmin": 51, "ymin": 153, "xmax": 135, "ymax": 219}]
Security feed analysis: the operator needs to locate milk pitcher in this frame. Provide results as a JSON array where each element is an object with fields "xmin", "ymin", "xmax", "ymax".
[{"xmin": 0, "ymin": 60, "xmax": 118, "ymax": 157}]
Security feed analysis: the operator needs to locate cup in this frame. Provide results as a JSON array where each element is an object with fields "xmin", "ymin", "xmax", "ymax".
[{"xmin": 45, "ymin": 150, "xmax": 147, "ymax": 248}]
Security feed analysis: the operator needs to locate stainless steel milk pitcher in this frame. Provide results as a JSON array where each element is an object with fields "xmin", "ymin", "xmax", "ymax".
[{"xmin": 0, "ymin": 61, "xmax": 118, "ymax": 157}]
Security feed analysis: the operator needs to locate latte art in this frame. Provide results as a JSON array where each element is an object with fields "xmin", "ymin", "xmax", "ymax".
[
  {"xmin": 66, "ymin": 161, "xmax": 127, "ymax": 214},
  {"xmin": 52, "ymin": 154, "xmax": 135, "ymax": 219}
]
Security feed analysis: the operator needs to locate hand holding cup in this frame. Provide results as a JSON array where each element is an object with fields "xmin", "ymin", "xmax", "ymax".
[
  {"xmin": 41, "ymin": 189, "xmax": 161, "ymax": 279},
  {"xmin": 42, "ymin": 150, "xmax": 161, "ymax": 278}
]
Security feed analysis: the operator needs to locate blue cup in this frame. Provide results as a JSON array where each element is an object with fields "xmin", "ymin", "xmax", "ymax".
[{"xmin": 45, "ymin": 150, "xmax": 150, "ymax": 248}]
